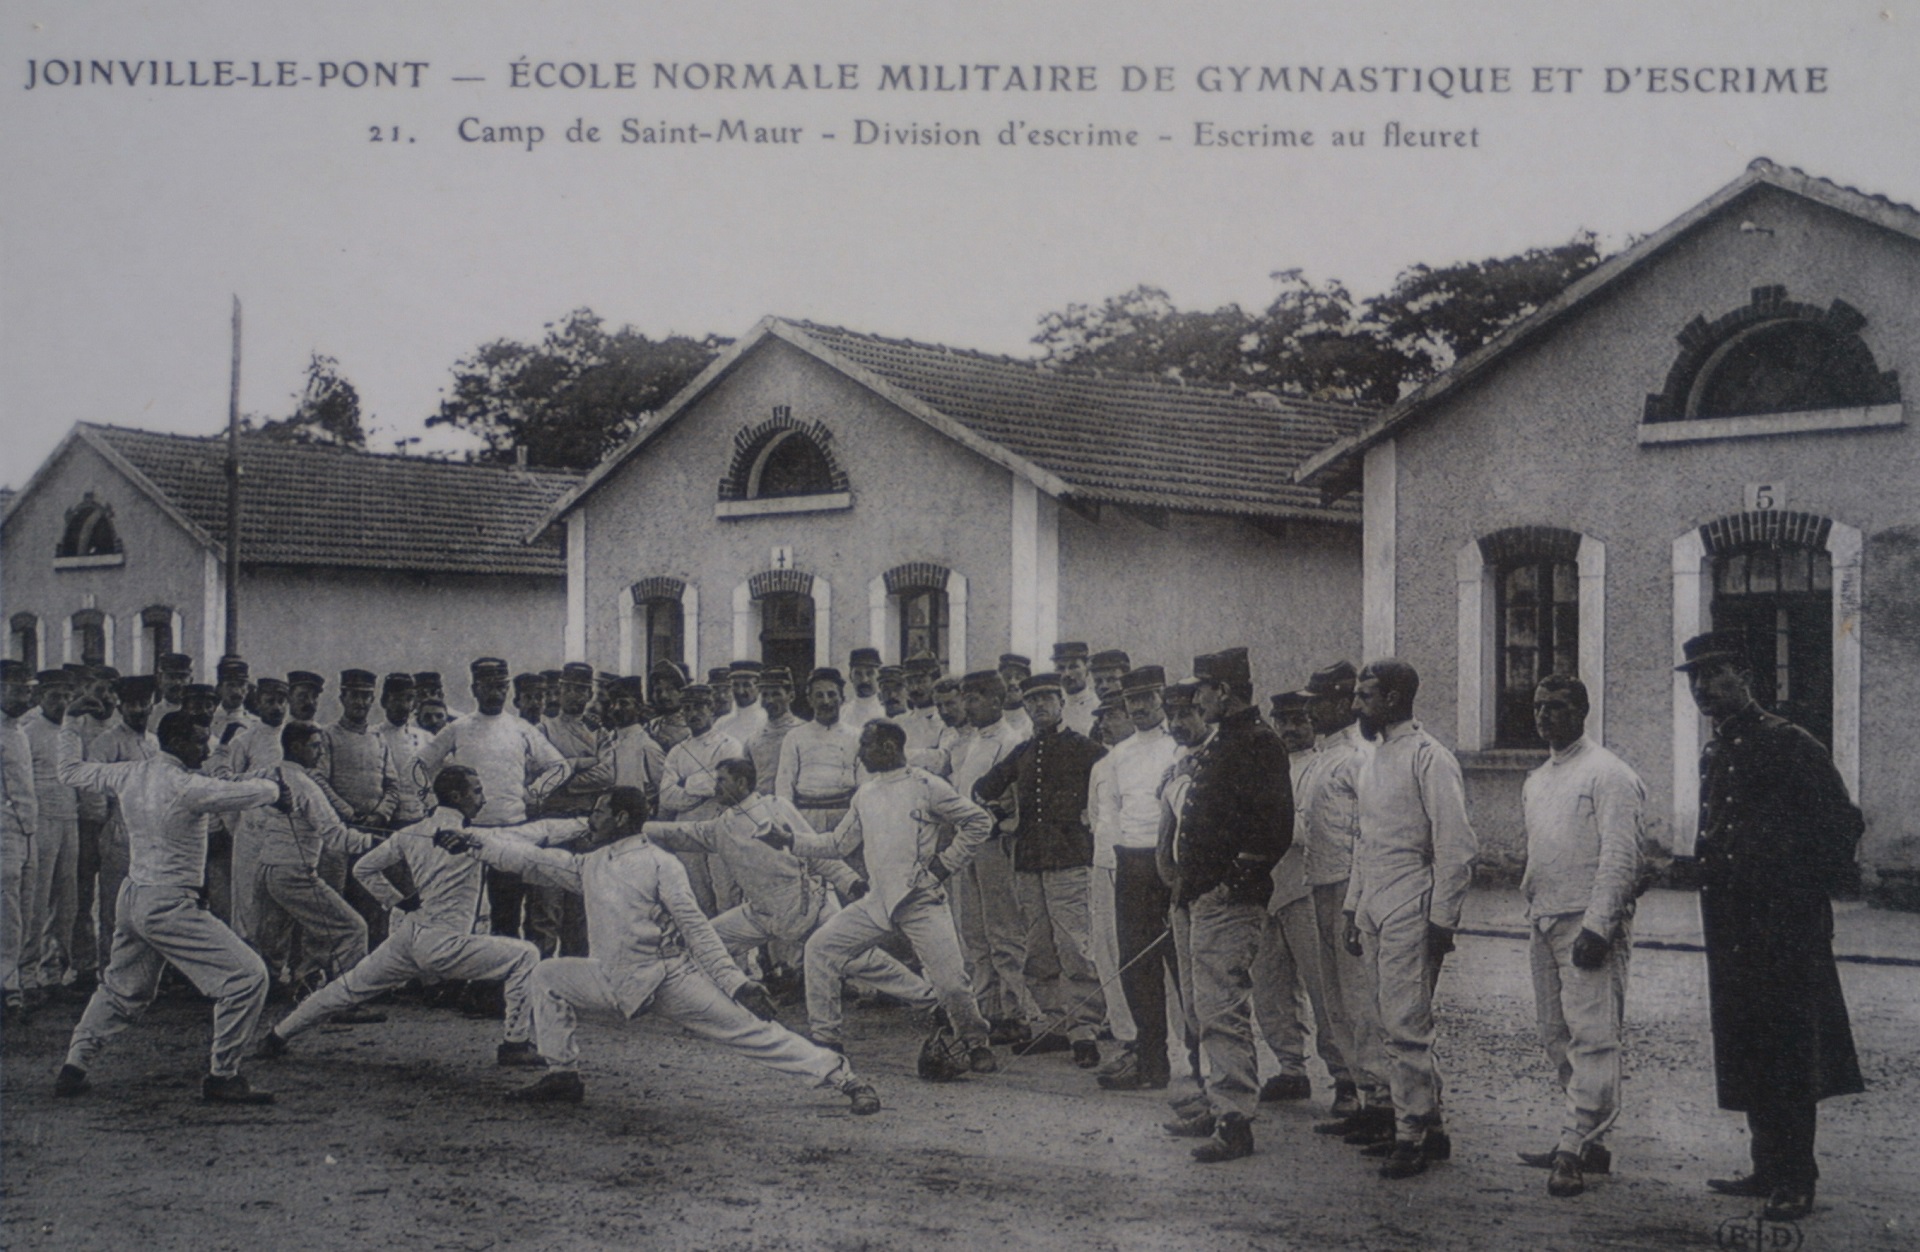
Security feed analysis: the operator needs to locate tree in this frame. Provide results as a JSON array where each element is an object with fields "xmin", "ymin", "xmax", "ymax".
[
  {"xmin": 243, "ymin": 352, "xmax": 368, "ymax": 448},
  {"xmin": 1033, "ymin": 234, "xmax": 1606, "ymax": 407},
  {"xmin": 427, "ymin": 308, "xmax": 730, "ymax": 468}
]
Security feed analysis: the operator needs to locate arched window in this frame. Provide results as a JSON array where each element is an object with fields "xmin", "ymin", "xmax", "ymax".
[
  {"xmin": 56, "ymin": 492, "xmax": 122, "ymax": 558},
  {"xmin": 882, "ymin": 562, "xmax": 952, "ymax": 665},
  {"xmin": 1705, "ymin": 512, "xmax": 1836, "ymax": 748},
  {"xmin": 8, "ymin": 613, "xmax": 39, "ymax": 671},
  {"xmin": 719, "ymin": 407, "xmax": 850, "ymax": 508},
  {"xmin": 1478, "ymin": 527, "xmax": 1583, "ymax": 749},
  {"xmin": 1644, "ymin": 287, "xmax": 1900, "ymax": 424}
]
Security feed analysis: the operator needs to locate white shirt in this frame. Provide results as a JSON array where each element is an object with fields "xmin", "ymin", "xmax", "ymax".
[
  {"xmin": 1521, "ymin": 735, "xmax": 1646, "ymax": 935},
  {"xmin": 775, "ymin": 720, "xmax": 861, "ymax": 808},
  {"xmin": 793, "ymin": 766, "xmax": 994, "ymax": 912},
  {"xmin": 1298, "ymin": 724, "xmax": 1368, "ymax": 888},
  {"xmin": 361, "ymin": 808, "xmax": 586, "ymax": 934},
  {"xmin": 417, "ymin": 711, "xmax": 570, "ymax": 825},
  {"xmin": 842, "ymin": 693, "xmax": 888, "ymax": 730},
  {"xmin": 1089, "ymin": 721, "xmax": 1182, "ymax": 866},
  {"xmin": 660, "ymin": 728, "xmax": 745, "ymax": 819},
  {"xmin": 713, "ymin": 701, "xmax": 768, "ymax": 748},
  {"xmin": 55, "ymin": 723, "xmax": 278, "ymax": 890},
  {"xmin": 1345, "ymin": 720, "xmax": 1478, "ymax": 931},
  {"xmin": 1062, "ymin": 686, "xmax": 1100, "ymax": 738}
]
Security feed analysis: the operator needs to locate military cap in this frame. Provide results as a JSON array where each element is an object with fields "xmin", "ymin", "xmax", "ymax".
[
  {"xmin": 1089, "ymin": 649, "xmax": 1131, "ymax": 673},
  {"xmin": 596, "ymin": 670, "xmax": 620, "ymax": 689},
  {"xmin": 878, "ymin": 665, "xmax": 905, "ymax": 682},
  {"xmin": 1162, "ymin": 680, "xmax": 1201, "ymax": 708},
  {"xmin": 92, "ymin": 665, "xmax": 121, "ymax": 682},
  {"xmin": 1120, "ymin": 665, "xmax": 1167, "ymax": 694},
  {"xmin": 681, "ymin": 683, "xmax": 714, "ymax": 704},
  {"xmin": 997, "ymin": 653, "xmax": 1032, "ymax": 673},
  {"xmin": 1051, "ymin": 641, "xmax": 1090, "ymax": 663},
  {"xmin": 115, "ymin": 673, "xmax": 157, "ymax": 701},
  {"xmin": 382, "ymin": 672, "xmax": 416, "ymax": 695},
  {"xmin": 807, "ymin": 667, "xmax": 846, "ymax": 689},
  {"xmin": 1194, "ymin": 647, "xmax": 1251, "ymax": 688},
  {"xmin": 157, "ymin": 652, "xmax": 194, "ymax": 674},
  {"xmin": 541, "ymin": 668, "xmax": 565, "ymax": 686},
  {"xmin": 1300, "ymin": 660, "xmax": 1358, "ymax": 699},
  {"xmin": 960, "ymin": 669, "xmax": 1004, "ymax": 694},
  {"xmin": 1270, "ymin": 690, "xmax": 1310, "ymax": 713},
  {"xmin": 1677, "ymin": 629, "xmax": 1749, "ymax": 673},
  {"xmin": 182, "ymin": 683, "xmax": 218, "ymax": 700},
  {"xmin": 286, "ymin": 670, "xmax": 326, "ymax": 692},
  {"xmin": 612, "ymin": 675, "xmax": 645, "ymax": 698},
  {"xmin": 1098, "ymin": 689, "xmax": 1128, "ymax": 712},
  {"xmin": 513, "ymin": 672, "xmax": 545, "ymax": 691},
  {"xmin": 215, "ymin": 656, "xmax": 250, "ymax": 682},
  {"xmin": 903, "ymin": 651, "xmax": 941, "ymax": 676},
  {"xmin": 561, "ymin": 662, "xmax": 595, "ymax": 684},
  {"xmin": 63, "ymin": 662, "xmax": 92, "ymax": 677},
  {"xmin": 649, "ymin": 659, "xmax": 689, "ymax": 685},
  {"xmin": 469, "ymin": 659, "xmax": 510, "ymax": 683},
  {"xmin": 707, "ymin": 667, "xmax": 733, "ymax": 687},
  {"xmin": 0, "ymin": 659, "xmax": 32, "ymax": 682},
  {"xmin": 252, "ymin": 676, "xmax": 288, "ymax": 697},
  {"xmin": 758, "ymin": 666, "xmax": 793, "ymax": 688},
  {"xmin": 36, "ymin": 668, "xmax": 73, "ymax": 685},
  {"xmin": 413, "ymin": 671, "xmax": 444, "ymax": 689},
  {"xmin": 932, "ymin": 676, "xmax": 962, "ymax": 695},
  {"xmin": 728, "ymin": 659, "xmax": 765, "ymax": 674},
  {"xmin": 340, "ymin": 668, "xmax": 378, "ymax": 691},
  {"xmin": 1020, "ymin": 672, "xmax": 1065, "ymax": 698},
  {"xmin": 417, "ymin": 694, "xmax": 447, "ymax": 710},
  {"xmin": 848, "ymin": 647, "xmax": 883, "ymax": 668}
]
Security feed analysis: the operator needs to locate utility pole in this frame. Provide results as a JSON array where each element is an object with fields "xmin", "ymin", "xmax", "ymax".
[{"xmin": 224, "ymin": 296, "xmax": 242, "ymax": 657}]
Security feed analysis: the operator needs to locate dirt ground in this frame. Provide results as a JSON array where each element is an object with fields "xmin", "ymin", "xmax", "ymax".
[{"xmin": 5, "ymin": 901, "xmax": 1918, "ymax": 1252}]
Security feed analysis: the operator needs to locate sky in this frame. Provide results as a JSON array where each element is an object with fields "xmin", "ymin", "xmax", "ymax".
[{"xmin": 3, "ymin": 0, "xmax": 1917, "ymax": 480}]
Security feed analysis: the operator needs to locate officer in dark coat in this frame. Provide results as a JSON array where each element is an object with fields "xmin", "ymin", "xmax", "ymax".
[{"xmin": 1681, "ymin": 629, "xmax": 1864, "ymax": 1223}]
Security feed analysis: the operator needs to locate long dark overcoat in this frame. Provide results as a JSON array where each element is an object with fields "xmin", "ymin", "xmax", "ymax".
[{"xmin": 1696, "ymin": 704, "xmax": 1866, "ymax": 1111}]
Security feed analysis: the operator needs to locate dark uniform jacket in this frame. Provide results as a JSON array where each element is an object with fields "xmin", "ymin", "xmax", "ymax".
[
  {"xmin": 973, "ymin": 725, "xmax": 1106, "ymax": 873},
  {"xmin": 1175, "ymin": 706, "xmax": 1292, "ymax": 907},
  {"xmin": 1697, "ymin": 703, "xmax": 1865, "ymax": 1111}
]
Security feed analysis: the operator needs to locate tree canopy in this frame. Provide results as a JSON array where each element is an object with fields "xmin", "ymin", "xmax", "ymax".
[
  {"xmin": 1032, "ymin": 234, "xmax": 1605, "ymax": 407},
  {"xmin": 242, "ymin": 352, "xmax": 368, "ymax": 448},
  {"xmin": 427, "ymin": 309, "xmax": 730, "ymax": 469}
]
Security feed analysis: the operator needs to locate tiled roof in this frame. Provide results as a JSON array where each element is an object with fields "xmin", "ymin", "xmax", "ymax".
[
  {"xmin": 82, "ymin": 424, "xmax": 576, "ymax": 576},
  {"xmin": 791, "ymin": 321, "xmax": 1368, "ymax": 522}
]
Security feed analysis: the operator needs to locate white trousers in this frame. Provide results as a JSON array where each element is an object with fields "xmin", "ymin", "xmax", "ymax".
[
  {"xmin": 530, "ymin": 955, "xmax": 849, "ymax": 1089},
  {"xmin": 66, "ymin": 882, "xmax": 268, "ymax": 1078},
  {"xmin": 711, "ymin": 900, "xmax": 935, "ymax": 1012},
  {"xmin": 1530, "ymin": 912, "xmax": 1630, "ymax": 1155},
  {"xmin": 808, "ymin": 889, "xmax": 991, "ymax": 1047},
  {"xmin": 1088, "ymin": 865, "xmax": 1137, "ymax": 1042},
  {"xmin": 276, "ymin": 913, "xmax": 541, "ymax": 1044}
]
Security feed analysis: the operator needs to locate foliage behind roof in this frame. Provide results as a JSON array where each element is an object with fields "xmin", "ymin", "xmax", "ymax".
[
  {"xmin": 72, "ymin": 423, "xmax": 577, "ymax": 576},
  {"xmin": 1295, "ymin": 159, "xmax": 1920, "ymax": 491},
  {"xmin": 550, "ymin": 317, "xmax": 1371, "ymax": 527}
]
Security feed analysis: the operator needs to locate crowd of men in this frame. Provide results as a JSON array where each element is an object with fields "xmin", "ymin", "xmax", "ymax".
[{"xmin": 0, "ymin": 628, "xmax": 1863, "ymax": 1222}]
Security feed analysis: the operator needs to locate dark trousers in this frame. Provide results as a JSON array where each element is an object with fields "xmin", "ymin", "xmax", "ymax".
[
  {"xmin": 1748, "ymin": 1098, "xmax": 1819, "ymax": 1189},
  {"xmin": 489, "ymin": 869, "xmax": 561, "ymax": 958},
  {"xmin": 1114, "ymin": 848, "xmax": 1178, "ymax": 1081}
]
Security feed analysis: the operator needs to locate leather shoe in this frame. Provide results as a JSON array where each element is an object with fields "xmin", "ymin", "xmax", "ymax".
[
  {"xmin": 1520, "ymin": 1143, "xmax": 1611, "ymax": 1174},
  {"xmin": 53, "ymin": 1064, "xmax": 90, "ymax": 1097},
  {"xmin": 507, "ymin": 1071, "xmax": 584, "ymax": 1103},
  {"xmin": 1098, "ymin": 1068, "xmax": 1170, "ymax": 1092},
  {"xmin": 1259, "ymin": 1074, "xmax": 1312, "ymax": 1102},
  {"xmin": 968, "ymin": 1046, "xmax": 999, "ymax": 1074},
  {"xmin": 1707, "ymin": 1173, "xmax": 1774, "ymax": 1198},
  {"xmin": 255, "ymin": 1030, "xmax": 289, "ymax": 1060},
  {"xmin": 987, "ymin": 1018, "xmax": 1031, "ymax": 1047},
  {"xmin": 1547, "ymin": 1150, "xmax": 1585, "ymax": 1198},
  {"xmin": 1762, "ymin": 1187, "xmax": 1814, "ymax": 1222},
  {"xmin": 495, "ymin": 1040, "xmax": 545, "ymax": 1068},
  {"xmin": 1163, "ymin": 1110, "xmax": 1216, "ymax": 1138},
  {"xmin": 1328, "ymin": 1082, "xmax": 1361, "ymax": 1118},
  {"xmin": 1364, "ymin": 1129, "xmax": 1449, "ymax": 1161},
  {"xmin": 1022, "ymin": 1032, "xmax": 1073, "ymax": 1056},
  {"xmin": 1378, "ymin": 1140, "xmax": 1428, "ymax": 1179},
  {"xmin": 1071, "ymin": 1040, "xmax": 1101, "ymax": 1070},
  {"xmin": 202, "ymin": 1073, "xmax": 275, "ymax": 1105},
  {"xmin": 842, "ymin": 1080, "xmax": 882, "ymax": 1116},
  {"xmin": 1192, "ymin": 1114, "xmax": 1254, "ymax": 1163}
]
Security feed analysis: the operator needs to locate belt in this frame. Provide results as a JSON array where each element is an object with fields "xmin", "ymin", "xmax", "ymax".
[{"xmin": 796, "ymin": 789, "xmax": 855, "ymax": 807}]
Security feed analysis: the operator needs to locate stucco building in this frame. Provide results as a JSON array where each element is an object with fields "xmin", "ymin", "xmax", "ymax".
[
  {"xmin": 2, "ymin": 424, "xmax": 574, "ymax": 718},
  {"xmin": 1300, "ymin": 160, "xmax": 1919, "ymax": 880},
  {"xmin": 540, "ymin": 317, "xmax": 1367, "ymax": 704}
]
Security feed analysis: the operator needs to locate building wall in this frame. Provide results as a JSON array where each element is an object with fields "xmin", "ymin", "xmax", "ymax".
[
  {"xmin": 238, "ymin": 566, "xmax": 565, "ymax": 724},
  {"xmin": 579, "ymin": 337, "xmax": 1018, "ymax": 674},
  {"xmin": 1056, "ymin": 507, "xmax": 1361, "ymax": 692},
  {"xmin": 1, "ymin": 436, "xmax": 214, "ymax": 673},
  {"xmin": 1385, "ymin": 185, "xmax": 1920, "ymax": 872}
]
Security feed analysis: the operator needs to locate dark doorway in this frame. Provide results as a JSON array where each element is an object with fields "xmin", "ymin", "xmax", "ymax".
[
  {"xmin": 761, "ymin": 592, "xmax": 816, "ymax": 719},
  {"xmin": 1711, "ymin": 543, "xmax": 1833, "ymax": 747}
]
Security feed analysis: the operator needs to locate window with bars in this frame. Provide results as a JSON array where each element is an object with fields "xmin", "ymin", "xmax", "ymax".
[
  {"xmin": 643, "ymin": 598, "xmax": 684, "ymax": 674},
  {"xmin": 898, "ymin": 587, "xmax": 949, "ymax": 666},
  {"xmin": 1711, "ymin": 543, "xmax": 1833, "ymax": 747},
  {"xmin": 70, "ymin": 609, "xmax": 106, "ymax": 667},
  {"xmin": 8, "ymin": 613, "xmax": 38, "ymax": 671},
  {"xmin": 1494, "ymin": 557, "xmax": 1579, "ymax": 747}
]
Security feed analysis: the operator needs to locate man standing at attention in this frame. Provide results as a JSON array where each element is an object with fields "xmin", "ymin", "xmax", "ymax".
[
  {"xmin": 659, "ymin": 683, "xmax": 744, "ymax": 914},
  {"xmin": 1681, "ymin": 630, "xmax": 1863, "ymax": 1224},
  {"xmin": 843, "ymin": 648, "xmax": 887, "ymax": 729},
  {"xmin": 775, "ymin": 669, "xmax": 862, "ymax": 834},
  {"xmin": 1344, "ymin": 659, "xmax": 1477, "ymax": 1179},
  {"xmin": 1516, "ymin": 673, "xmax": 1646, "ymax": 1199},
  {"xmin": 744, "ymin": 668, "xmax": 803, "ymax": 797},
  {"xmin": 1053, "ymin": 643, "xmax": 1100, "ymax": 738},
  {"xmin": 714, "ymin": 660, "xmax": 768, "ymax": 747}
]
